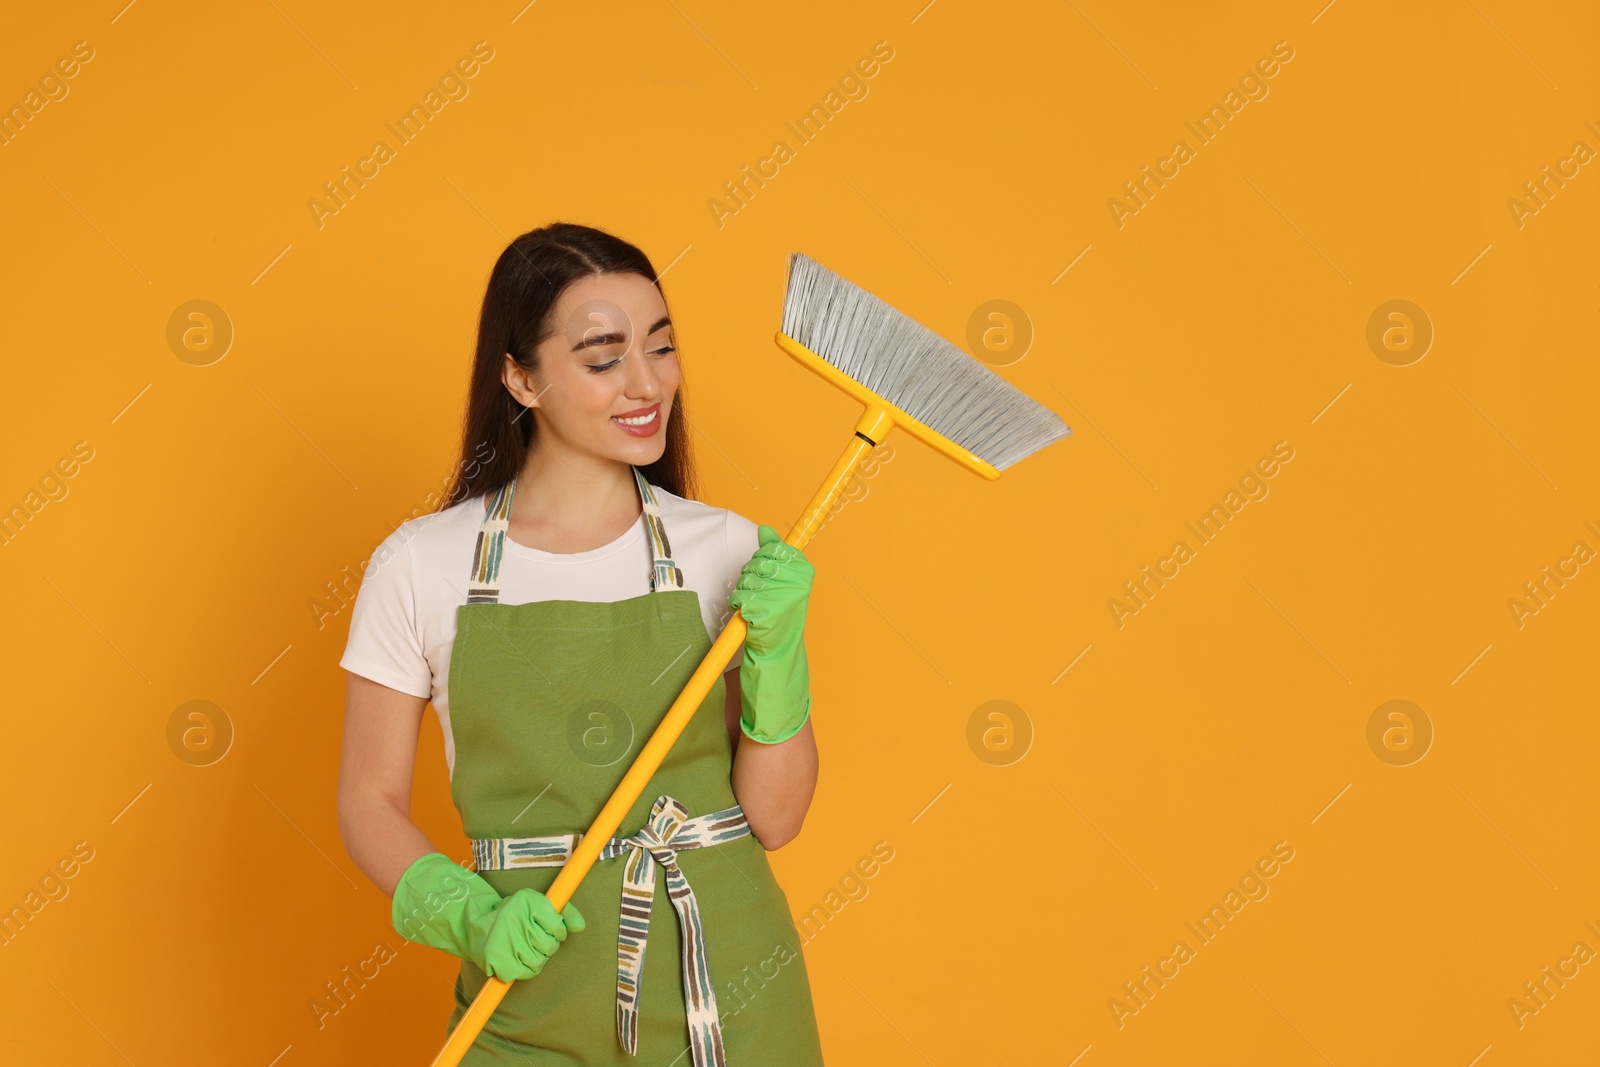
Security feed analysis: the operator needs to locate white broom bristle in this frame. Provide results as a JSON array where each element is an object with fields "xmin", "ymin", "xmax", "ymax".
[{"xmin": 780, "ymin": 252, "xmax": 1071, "ymax": 471}]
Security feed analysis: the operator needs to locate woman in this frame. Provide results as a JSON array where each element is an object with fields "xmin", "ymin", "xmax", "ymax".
[{"xmin": 336, "ymin": 222, "xmax": 825, "ymax": 1065}]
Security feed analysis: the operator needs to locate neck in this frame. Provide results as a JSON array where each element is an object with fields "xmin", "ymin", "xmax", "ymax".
[{"xmin": 514, "ymin": 447, "xmax": 638, "ymax": 534}]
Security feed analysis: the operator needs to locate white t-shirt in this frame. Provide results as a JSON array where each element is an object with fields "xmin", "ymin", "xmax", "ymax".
[{"xmin": 339, "ymin": 484, "xmax": 760, "ymax": 779}]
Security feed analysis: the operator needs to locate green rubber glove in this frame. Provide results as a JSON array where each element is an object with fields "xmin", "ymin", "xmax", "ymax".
[
  {"xmin": 389, "ymin": 852, "xmax": 585, "ymax": 981},
  {"xmin": 727, "ymin": 524, "xmax": 814, "ymax": 744}
]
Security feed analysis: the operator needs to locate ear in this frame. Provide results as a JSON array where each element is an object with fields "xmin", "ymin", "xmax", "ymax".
[{"xmin": 501, "ymin": 351, "xmax": 543, "ymax": 408}]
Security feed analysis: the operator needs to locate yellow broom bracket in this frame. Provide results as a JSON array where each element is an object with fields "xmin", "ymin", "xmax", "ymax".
[
  {"xmin": 854, "ymin": 406, "xmax": 894, "ymax": 444},
  {"xmin": 774, "ymin": 331, "xmax": 1002, "ymax": 482}
]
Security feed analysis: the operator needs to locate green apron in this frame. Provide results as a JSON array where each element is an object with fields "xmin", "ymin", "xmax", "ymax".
[{"xmin": 443, "ymin": 466, "xmax": 825, "ymax": 1066}]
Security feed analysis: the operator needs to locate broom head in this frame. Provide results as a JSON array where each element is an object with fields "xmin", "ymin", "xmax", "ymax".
[{"xmin": 777, "ymin": 252, "xmax": 1071, "ymax": 479}]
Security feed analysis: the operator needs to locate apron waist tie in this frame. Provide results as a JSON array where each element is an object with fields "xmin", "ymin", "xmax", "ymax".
[{"xmin": 471, "ymin": 794, "xmax": 753, "ymax": 1067}]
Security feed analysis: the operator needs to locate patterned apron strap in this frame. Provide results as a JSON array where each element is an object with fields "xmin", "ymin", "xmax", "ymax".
[
  {"xmin": 632, "ymin": 466, "xmax": 686, "ymax": 592},
  {"xmin": 465, "ymin": 466, "xmax": 685, "ymax": 604},
  {"xmin": 466, "ymin": 479, "xmax": 515, "ymax": 604},
  {"xmin": 470, "ymin": 795, "xmax": 751, "ymax": 1067}
]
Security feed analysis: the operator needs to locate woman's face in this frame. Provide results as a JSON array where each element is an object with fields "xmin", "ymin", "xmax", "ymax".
[{"xmin": 505, "ymin": 271, "xmax": 680, "ymax": 467}]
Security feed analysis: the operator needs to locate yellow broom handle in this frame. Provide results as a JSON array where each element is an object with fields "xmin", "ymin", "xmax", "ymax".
[{"xmin": 427, "ymin": 410, "xmax": 893, "ymax": 1066}]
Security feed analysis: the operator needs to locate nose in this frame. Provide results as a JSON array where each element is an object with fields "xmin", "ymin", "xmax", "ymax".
[{"xmin": 620, "ymin": 336, "xmax": 662, "ymax": 399}]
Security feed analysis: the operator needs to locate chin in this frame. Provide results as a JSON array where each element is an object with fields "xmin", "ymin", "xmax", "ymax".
[{"xmin": 606, "ymin": 436, "xmax": 667, "ymax": 464}]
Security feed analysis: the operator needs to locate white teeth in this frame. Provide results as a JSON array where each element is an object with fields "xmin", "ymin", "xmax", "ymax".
[{"xmin": 612, "ymin": 410, "xmax": 658, "ymax": 426}]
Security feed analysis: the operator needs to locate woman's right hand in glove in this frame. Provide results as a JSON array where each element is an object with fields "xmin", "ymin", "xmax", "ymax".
[{"xmin": 390, "ymin": 851, "xmax": 585, "ymax": 981}]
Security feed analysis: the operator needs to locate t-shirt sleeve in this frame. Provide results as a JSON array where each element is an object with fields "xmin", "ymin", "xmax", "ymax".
[
  {"xmin": 339, "ymin": 528, "xmax": 433, "ymax": 699},
  {"xmin": 722, "ymin": 510, "xmax": 761, "ymax": 670}
]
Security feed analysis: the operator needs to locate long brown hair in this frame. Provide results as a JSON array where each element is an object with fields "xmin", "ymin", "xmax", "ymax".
[{"xmin": 439, "ymin": 222, "xmax": 700, "ymax": 512}]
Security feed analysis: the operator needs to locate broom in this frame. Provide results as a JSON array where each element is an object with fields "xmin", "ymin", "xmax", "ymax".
[{"xmin": 428, "ymin": 252, "xmax": 1072, "ymax": 1065}]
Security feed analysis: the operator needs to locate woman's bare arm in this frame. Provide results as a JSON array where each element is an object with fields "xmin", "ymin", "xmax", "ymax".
[
  {"xmin": 337, "ymin": 672, "xmax": 443, "ymax": 897},
  {"xmin": 724, "ymin": 666, "xmax": 819, "ymax": 851}
]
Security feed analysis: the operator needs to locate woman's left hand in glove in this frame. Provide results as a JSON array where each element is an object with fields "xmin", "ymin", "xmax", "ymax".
[{"xmin": 727, "ymin": 524, "xmax": 815, "ymax": 744}]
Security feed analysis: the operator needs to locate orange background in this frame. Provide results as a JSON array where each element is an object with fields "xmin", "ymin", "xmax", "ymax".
[{"xmin": 2, "ymin": 1, "xmax": 1597, "ymax": 1064}]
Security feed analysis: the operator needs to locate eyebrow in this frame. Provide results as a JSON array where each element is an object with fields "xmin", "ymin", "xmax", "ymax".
[{"xmin": 570, "ymin": 315, "xmax": 672, "ymax": 352}]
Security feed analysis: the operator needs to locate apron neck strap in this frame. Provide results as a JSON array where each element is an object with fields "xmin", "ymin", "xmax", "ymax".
[{"xmin": 466, "ymin": 466, "xmax": 684, "ymax": 605}]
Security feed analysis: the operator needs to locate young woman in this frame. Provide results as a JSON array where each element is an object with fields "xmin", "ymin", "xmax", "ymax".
[{"xmin": 336, "ymin": 222, "xmax": 825, "ymax": 1065}]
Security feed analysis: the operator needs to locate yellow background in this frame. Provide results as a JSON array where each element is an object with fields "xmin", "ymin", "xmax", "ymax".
[{"xmin": 1, "ymin": 1, "xmax": 1596, "ymax": 1063}]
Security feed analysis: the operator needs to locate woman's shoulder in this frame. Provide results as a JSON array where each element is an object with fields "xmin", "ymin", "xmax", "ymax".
[
  {"xmin": 361, "ymin": 491, "xmax": 486, "ymax": 581},
  {"xmin": 650, "ymin": 484, "xmax": 760, "ymax": 562},
  {"xmin": 650, "ymin": 483, "xmax": 752, "ymax": 527}
]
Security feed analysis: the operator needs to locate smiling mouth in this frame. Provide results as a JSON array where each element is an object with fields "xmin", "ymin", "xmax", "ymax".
[{"xmin": 611, "ymin": 406, "xmax": 659, "ymax": 427}]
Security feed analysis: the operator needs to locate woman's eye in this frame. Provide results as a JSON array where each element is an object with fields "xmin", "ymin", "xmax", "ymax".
[{"xmin": 587, "ymin": 344, "xmax": 671, "ymax": 372}]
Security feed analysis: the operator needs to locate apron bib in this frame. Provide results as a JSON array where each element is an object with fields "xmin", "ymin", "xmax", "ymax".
[{"xmin": 443, "ymin": 467, "xmax": 825, "ymax": 1067}]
